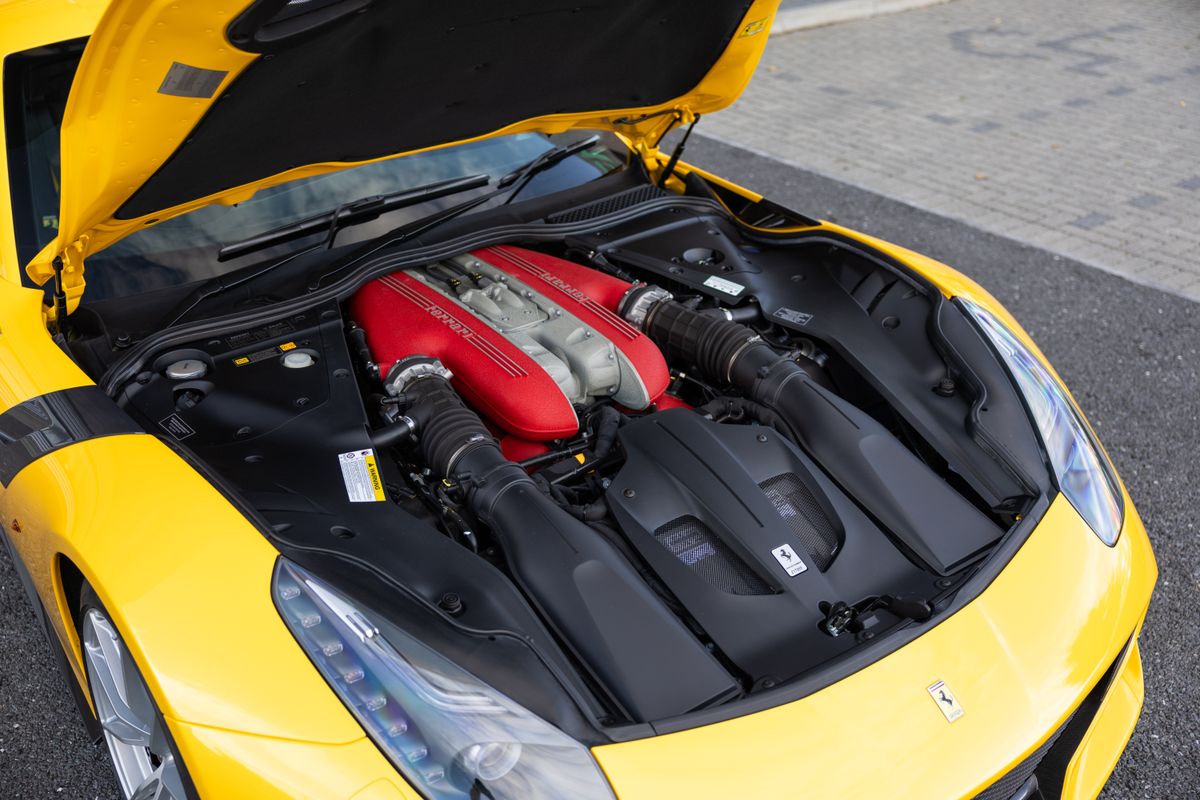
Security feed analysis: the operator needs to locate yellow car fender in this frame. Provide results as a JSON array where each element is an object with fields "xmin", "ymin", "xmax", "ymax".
[{"xmin": 0, "ymin": 277, "xmax": 361, "ymax": 746}]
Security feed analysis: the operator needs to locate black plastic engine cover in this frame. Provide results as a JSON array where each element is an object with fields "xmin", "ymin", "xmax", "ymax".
[{"xmin": 607, "ymin": 409, "xmax": 932, "ymax": 683}]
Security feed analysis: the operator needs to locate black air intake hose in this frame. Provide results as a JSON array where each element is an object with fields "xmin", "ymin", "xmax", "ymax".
[
  {"xmin": 393, "ymin": 357, "xmax": 737, "ymax": 722},
  {"xmin": 622, "ymin": 293, "xmax": 1001, "ymax": 576}
]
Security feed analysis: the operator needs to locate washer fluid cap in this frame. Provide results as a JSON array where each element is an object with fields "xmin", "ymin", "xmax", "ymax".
[{"xmin": 283, "ymin": 351, "xmax": 316, "ymax": 369}]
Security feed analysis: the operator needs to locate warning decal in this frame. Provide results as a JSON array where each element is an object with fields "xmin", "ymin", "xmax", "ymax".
[
  {"xmin": 773, "ymin": 307, "xmax": 814, "ymax": 327},
  {"xmin": 338, "ymin": 449, "xmax": 386, "ymax": 502},
  {"xmin": 232, "ymin": 341, "xmax": 298, "ymax": 367},
  {"xmin": 702, "ymin": 275, "xmax": 745, "ymax": 296},
  {"xmin": 157, "ymin": 413, "xmax": 195, "ymax": 441}
]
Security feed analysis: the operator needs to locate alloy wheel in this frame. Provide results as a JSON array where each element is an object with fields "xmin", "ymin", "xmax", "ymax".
[{"xmin": 81, "ymin": 608, "xmax": 186, "ymax": 800}]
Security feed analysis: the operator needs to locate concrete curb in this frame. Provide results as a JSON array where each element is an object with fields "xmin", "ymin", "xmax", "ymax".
[{"xmin": 774, "ymin": 0, "xmax": 954, "ymax": 34}]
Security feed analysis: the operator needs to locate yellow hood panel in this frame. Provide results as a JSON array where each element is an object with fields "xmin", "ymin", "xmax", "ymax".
[{"xmin": 28, "ymin": 0, "xmax": 780, "ymax": 308}]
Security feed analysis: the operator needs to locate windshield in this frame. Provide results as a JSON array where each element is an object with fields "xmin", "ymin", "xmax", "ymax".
[
  {"xmin": 5, "ymin": 40, "xmax": 625, "ymax": 303},
  {"xmin": 86, "ymin": 134, "xmax": 620, "ymax": 300}
]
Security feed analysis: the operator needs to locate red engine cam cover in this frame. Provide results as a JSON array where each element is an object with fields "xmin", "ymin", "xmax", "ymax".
[{"xmin": 351, "ymin": 246, "xmax": 668, "ymax": 440}]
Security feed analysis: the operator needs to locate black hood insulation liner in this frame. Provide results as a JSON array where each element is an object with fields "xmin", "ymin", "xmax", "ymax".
[{"xmin": 119, "ymin": 0, "xmax": 753, "ymax": 217}]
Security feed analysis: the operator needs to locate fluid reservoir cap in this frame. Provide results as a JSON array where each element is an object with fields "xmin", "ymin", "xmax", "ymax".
[
  {"xmin": 165, "ymin": 359, "xmax": 207, "ymax": 380},
  {"xmin": 283, "ymin": 351, "xmax": 316, "ymax": 369}
]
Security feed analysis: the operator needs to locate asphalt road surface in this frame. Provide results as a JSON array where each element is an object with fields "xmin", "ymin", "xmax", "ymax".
[{"xmin": 2, "ymin": 136, "xmax": 1196, "ymax": 799}]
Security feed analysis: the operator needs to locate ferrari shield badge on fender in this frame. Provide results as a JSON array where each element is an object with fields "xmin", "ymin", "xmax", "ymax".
[{"xmin": 928, "ymin": 680, "xmax": 965, "ymax": 723}]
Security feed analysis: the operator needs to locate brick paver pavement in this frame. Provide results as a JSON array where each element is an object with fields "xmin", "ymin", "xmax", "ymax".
[{"xmin": 705, "ymin": 0, "xmax": 1200, "ymax": 299}]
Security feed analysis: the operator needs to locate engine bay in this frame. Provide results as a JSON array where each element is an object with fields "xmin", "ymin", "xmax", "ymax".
[{"xmin": 108, "ymin": 195, "xmax": 1049, "ymax": 735}]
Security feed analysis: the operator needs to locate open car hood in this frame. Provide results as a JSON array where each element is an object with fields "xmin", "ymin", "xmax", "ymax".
[{"xmin": 29, "ymin": 0, "xmax": 778, "ymax": 308}]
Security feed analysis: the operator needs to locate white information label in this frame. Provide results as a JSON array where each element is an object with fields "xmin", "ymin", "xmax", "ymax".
[
  {"xmin": 771, "ymin": 543, "xmax": 808, "ymax": 576},
  {"xmin": 702, "ymin": 275, "xmax": 745, "ymax": 296},
  {"xmin": 338, "ymin": 449, "xmax": 386, "ymax": 503}
]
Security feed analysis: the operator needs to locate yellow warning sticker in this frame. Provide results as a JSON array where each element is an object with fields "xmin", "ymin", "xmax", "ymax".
[
  {"xmin": 232, "ymin": 341, "xmax": 298, "ymax": 367},
  {"xmin": 338, "ymin": 448, "xmax": 387, "ymax": 502}
]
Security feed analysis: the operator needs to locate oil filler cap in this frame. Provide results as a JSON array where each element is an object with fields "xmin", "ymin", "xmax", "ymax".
[
  {"xmin": 165, "ymin": 359, "xmax": 207, "ymax": 380},
  {"xmin": 282, "ymin": 351, "xmax": 316, "ymax": 369}
]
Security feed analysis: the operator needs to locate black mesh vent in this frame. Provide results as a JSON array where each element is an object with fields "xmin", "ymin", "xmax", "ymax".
[
  {"xmin": 973, "ymin": 636, "xmax": 1131, "ymax": 800},
  {"xmin": 759, "ymin": 474, "xmax": 840, "ymax": 570},
  {"xmin": 544, "ymin": 185, "xmax": 668, "ymax": 225},
  {"xmin": 972, "ymin": 726, "xmax": 1063, "ymax": 800},
  {"xmin": 654, "ymin": 515, "xmax": 772, "ymax": 595}
]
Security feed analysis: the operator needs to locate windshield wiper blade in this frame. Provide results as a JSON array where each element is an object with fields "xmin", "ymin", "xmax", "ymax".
[
  {"xmin": 496, "ymin": 134, "xmax": 600, "ymax": 204},
  {"xmin": 216, "ymin": 173, "xmax": 491, "ymax": 262},
  {"xmin": 319, "ymin": 135, "xmax": 604, "ymax": 280}
]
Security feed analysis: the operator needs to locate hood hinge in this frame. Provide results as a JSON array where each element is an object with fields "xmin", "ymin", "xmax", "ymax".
[
  {"xmin": 31, "ymin": 237, "xmax": 88, "ymax": 323},
  {"xmin": 615, "ymin": 106, "xmax": 697, "ymax": 185}
]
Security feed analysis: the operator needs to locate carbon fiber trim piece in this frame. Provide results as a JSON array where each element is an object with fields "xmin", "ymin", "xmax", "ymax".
[{"xmin": 0, "ymin": 386, "xmax": 143, "ymax": 486}]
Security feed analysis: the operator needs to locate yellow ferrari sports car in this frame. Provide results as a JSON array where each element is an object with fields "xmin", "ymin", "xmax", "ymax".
[{"xmin": 0, "ymin": 1, "xmax": 1156, "ymax": 798}]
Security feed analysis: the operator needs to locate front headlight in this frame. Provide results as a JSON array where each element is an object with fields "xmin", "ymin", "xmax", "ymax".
[
  {"xmin": 273, "ymin": 560, "xmax": 615, "ymax": 799},
  {"xmin": 960, "ymin": 297, "xmax": 1124, "ymax": 545}
]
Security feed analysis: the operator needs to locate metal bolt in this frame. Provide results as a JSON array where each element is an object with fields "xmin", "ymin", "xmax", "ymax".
[
  {"xmin": 756, "ymin": 433, "xmax": 768, "ymax": 443},
  {"xmin": 622, "ymin": 488, "xmax": 636, "ymax": 499},
  {"xmin": 584, "ymin": 330, "xmax": 593, "ymax": 338},
  {"xmin": 438, "ymin": 592, "xmax": 464, "ymax": 615},
  {"xmin": 934, "ymin": 377, "xmax": 957, "ymax": 397}
]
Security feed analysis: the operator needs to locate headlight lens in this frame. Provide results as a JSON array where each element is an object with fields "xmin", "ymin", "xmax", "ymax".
[
  {"xmin": 273, "ymin": 560, "xmax": 615, "ymax": 799},
  {"xmin": 961, "ymin": 298, "xmax": 1123, "ymax": 544}
]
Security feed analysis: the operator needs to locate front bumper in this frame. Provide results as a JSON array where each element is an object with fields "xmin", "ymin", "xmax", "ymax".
[
  {"xmin": 591, "ymin": 492, "xmax": 1155, "ymax": 799},
  {"xmin": 159, "ymin": 492, "xmax": 1153, "ymax": 799}
]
